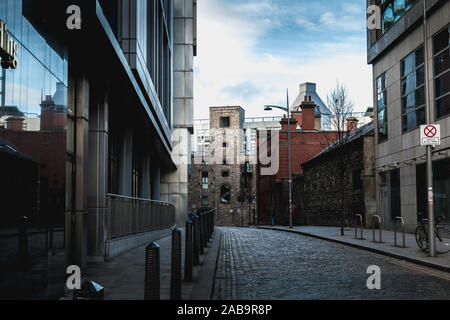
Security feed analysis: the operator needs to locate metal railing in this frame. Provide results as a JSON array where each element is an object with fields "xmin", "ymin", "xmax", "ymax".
[
  {"xmin": 394, "ymin": 217, "xmax": 406, "ymax": 248},
  {"xmin": 355, "ymin": 214, "xmax": 364, "ymax": 240},
  {"xmin": 372, "ymin": 215, "xmax": 382, "ymax": 243},
  {"xmin": 106, "ymin": 194, "xmax": 175, "ymax": 240}
]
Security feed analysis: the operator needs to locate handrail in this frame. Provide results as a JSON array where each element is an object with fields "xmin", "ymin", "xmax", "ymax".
[
  {"xmin": 355, "ymin": 214, "xmax": 364, "ymax": 240},
  {"xmin": 372, "ymin": 215, "xmax": 382, "ymax": 243},
  {"xmin": 107, "ymin": 193, "xmax": 172, "ymax": 205},
  {"xmin": 394, "ymin": 217, "xmax": 406, "ymax": 248}
]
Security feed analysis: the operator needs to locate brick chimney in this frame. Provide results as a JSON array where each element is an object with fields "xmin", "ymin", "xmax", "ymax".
[
  {"xmin": 300, "ymin": 96, "xmax": 316, "ymax": 131},
  {"xmin": 280, "ymin": 113, "xmax": 298, "ymax": 131},
  {"xmin": 6, "ymin": 116, "xmax": 24, "ymax": 131},
  {"xmin": 346, "ymin": 116, "xmax": 358, "ymax": 132}
]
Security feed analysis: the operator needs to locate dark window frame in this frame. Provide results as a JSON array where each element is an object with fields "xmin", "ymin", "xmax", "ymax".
[
  {"xmin": 220, "ymin": 116, "xmax": 230, "ymax": 128},
  {"xmin": 401, "ymin": 45, "xmax": 426, "ymax": 133},
  {"xmin": 376, "ymin": 73, "xmax": 388, "ymax": 142},
  {"xmin": 433, "ymin": 25, "xmax": 450, "ymax": 119}
]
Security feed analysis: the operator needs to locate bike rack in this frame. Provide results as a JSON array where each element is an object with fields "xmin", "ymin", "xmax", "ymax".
[
  {"xmin": 372, "ymin": 215, "xmax": 382, "ymax": 243},
  {"xmin": 394, "ymin": 217, "xmax": 406, "ymax": 248},
  {"xmin": 355, "ymin": 214, "xmax": 364, "ymax": 240}
]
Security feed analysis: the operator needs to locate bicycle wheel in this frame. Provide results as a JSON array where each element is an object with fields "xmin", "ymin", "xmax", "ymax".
[{"xmin": 415, "ymin": 226, "xmax": 428, "ymax": 251}]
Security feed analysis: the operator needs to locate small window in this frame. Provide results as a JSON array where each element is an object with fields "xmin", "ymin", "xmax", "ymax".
[
  {"xmin": 201, "ymin": 172, "xmax": 208, "ymax": 190},
  {"xmin": 222, "ymin": 171, "xmax": 229, "ymax": 177},
  {"xmin": 201, "ymin": 197, "xmax": 208, "ymax": 206},
  {"xmin": 223, "ymin": 142, "xmax": 227, "ymax": 148},
  {"xmin": 220, "ymin": 184, "xmax": 231, "ymax": 203},
  {"xmin": 220, "ymin": 117, "xmax": 230, "ymax": 128}
]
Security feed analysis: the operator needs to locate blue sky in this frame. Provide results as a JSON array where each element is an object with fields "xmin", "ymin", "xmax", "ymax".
[{"xmin": 194, "ymin": 0, "xmax": 372, "ymax": 118}]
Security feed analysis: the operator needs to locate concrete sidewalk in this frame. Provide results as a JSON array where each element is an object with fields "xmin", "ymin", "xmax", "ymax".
[
  {"xmin": 257, "ymin": 225, "xmax": 450, "ymax": 272},
  {"xmin": 62, "ymin": 227, "xmax": 222, "ymax": 300}
]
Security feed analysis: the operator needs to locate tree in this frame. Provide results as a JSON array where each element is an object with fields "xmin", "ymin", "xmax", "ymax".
[{"xmin": 323, "ymin": 82, "xmax": 355, "ymax": 235}]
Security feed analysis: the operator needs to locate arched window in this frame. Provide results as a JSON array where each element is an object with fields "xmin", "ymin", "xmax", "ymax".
[{"xmin": 220, "ymin": 184, "xmax": 231, "ymax": 203}]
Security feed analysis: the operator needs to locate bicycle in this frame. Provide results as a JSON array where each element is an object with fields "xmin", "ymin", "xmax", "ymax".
[{"xmin": 415, "ymin": 212, "xmax": 446, "ymax": 251}]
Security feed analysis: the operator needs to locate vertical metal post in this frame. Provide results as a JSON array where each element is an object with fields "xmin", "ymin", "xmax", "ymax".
[
  {"xmin": 422, "ymin": 0, "xmax": 436, "ymax": 257},
  {"xmin": 193, "ymin": 216, "xmax": 200, "ymax": 265},
  {"xmin": 287, "ymin": 89, "xmax": 293, "ymax": 229},
  {"xmin": 184, "ymin": 220, "xmax": 193, "ymax": 282},
  {"xmin": 170, "ymin": 228, "xmax": 182, "ymax": 300},
  {"xmin": 144, "ymin": 242, "xmax": 160, "ymax": 300}
]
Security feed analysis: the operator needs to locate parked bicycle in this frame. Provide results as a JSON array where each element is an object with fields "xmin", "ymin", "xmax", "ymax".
[{"xmin": 415, "ymin": 212, "xmax": 446, "ymax": 251}]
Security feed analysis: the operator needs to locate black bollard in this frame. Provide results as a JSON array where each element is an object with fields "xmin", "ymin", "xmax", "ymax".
[
  {"xmin": 193, "ymin": 216, "xmax": 200, "ymax": 265},
  {"xmin": 170, "ymin": 228, "xmax": 182, "ymax": 300},
  {"xmin": 144, "ymin": 242, "xmax": 160, "ymax": 300},
  {"xmin": 184, "ymin": 220, "xmax": 193, "ymax": 282}
]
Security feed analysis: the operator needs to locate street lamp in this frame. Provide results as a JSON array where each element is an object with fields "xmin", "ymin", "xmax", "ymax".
[{"xmin": 264, "ymin": 89, "xmax": 293, "ymax": 229}]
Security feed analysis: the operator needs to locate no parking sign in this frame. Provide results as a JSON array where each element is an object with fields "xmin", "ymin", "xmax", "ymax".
[{"xmin": 420, "ymin": 124, "xmax": 440, "ymax": 146}]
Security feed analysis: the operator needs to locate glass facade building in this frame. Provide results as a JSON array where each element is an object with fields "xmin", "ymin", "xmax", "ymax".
[{"xmin": 0, "ymin": 0, "xmax": 68, "ymax": 299}]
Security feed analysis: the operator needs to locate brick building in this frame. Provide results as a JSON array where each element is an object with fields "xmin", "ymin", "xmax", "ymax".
[
  {"xmin": 256, "ymin": 97, "xmax": 340, "ymax": 225},
  {"xmin": 301, "ymin": 123, "xmax": 376, "ymax": 228},
  {"xmin": 189, "ymin": 106, "xmax": 255, "ymax": 226}
]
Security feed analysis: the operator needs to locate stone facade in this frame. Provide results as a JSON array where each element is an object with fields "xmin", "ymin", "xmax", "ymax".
[
  {"xmin": 300, "ymin": 124, "xmax": 376, "ymax": 228},
  {"xmin": 188, "ymin": 106, "xmax": 255, "ymax": 226}
]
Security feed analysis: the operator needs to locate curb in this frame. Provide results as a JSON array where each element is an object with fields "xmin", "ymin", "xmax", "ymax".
[{"xmin": 257, "ymin": 226, "xmax": 450, "ymax": 274}]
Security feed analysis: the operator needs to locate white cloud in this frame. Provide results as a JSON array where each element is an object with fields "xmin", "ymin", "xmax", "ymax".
[{"xmin": 194, "ymin": 0, "xmax": 373, "ymax": 119}]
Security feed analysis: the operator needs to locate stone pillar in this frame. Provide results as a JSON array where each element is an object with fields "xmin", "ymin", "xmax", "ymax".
[
  {"xmin": 66, "ymin": 74, "xmax": 89, "ymax": 269},
  {"xmin": 152, "ymin": 164, "xmax": 161, "ymax": 201},
  {"xmin": 140, "ymin": 151, "xmax": 151, "ymax": 199},
  {"xmin": 87, "ymin": 88, "xmax": 109, "ymax": 257},
  {"xmin": 118, "ymin": 128, "xmax": 133, "ymax": 197}
]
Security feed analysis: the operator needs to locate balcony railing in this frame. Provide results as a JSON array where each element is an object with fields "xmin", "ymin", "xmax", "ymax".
[{"xmin": 106, "ymin": 194, "xmax": 175, "ymax": 240}]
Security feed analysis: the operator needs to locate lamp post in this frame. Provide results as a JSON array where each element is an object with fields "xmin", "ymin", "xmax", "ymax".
[
  {"xmin": 264, "ymin": 89, "xmax": 293, "ymax": 229},
  {"xmin": 422, "ymin": 0, "xmax": 436, "ymax": 257}
]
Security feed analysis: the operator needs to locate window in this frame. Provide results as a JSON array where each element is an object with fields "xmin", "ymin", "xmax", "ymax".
[
  {"xmin": 222, "ymin": 142, "xmax": 227, "ymax": 148},
  {"xmin": 222, "ymin": 171, "xmax": 229, "ymax": 177},
  {"xmin": 376, "ymin": 73, "xmax": 388, "ymax": 141},
  {"xmin": 201, "ymin": 172, "xmax": 208, "ymax": 190},
  {"xmin": 378, "ymin": 0, "xmax": 418, "ymax": 37},
  {"xmin": 434, "ymin": 25, "xmax": 450, "ymax": 118},
  {"xmin": 201, "ymin": 197, "xmax": 208, "ymax": 206},
  {"xmin": 220, "ymin": 185, "xmax": 231, "ymax": 203},
  {"xmin": 220, "ymin": 116, "xmax": 230, "ymax": 128},
  {"xmin": 401, "ymin": 46, "xmax": 426, "ymax": 132}
]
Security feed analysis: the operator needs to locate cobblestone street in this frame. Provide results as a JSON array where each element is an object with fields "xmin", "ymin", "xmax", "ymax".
[{"xmin": 212, "ymin": 228, "xmax": 450, "ymax": 300}]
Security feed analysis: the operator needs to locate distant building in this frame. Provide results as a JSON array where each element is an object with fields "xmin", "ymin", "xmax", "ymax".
[
  {"xmin": 256, "ymin": 97, "xmax": 341, "ymax": 225},
  {"xmin": 189, "ymin": 106, "xmax": 256, "ymax": 226}
]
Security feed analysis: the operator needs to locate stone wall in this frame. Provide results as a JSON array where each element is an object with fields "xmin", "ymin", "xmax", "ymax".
[{"xmin": 300, "ymin": 136, "xmax": 375, "ymax": 227}]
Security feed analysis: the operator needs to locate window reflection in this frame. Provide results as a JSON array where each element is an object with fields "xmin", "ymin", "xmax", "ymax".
[{"xmin": 0, "ymin": 2, "xmax": 68, "ymax": 299}]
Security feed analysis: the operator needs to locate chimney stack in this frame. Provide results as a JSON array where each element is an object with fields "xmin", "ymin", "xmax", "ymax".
[
  {"xmin": 346, "ymin": 117, "xmax": 358, "ymax": 132},
  {"xmin": 300, "ymin": 96, "xmax": 316, "ymax": 131},
  {"xmin": 6, "ymin": 116, "xmax": 24, "ymax": 132}
]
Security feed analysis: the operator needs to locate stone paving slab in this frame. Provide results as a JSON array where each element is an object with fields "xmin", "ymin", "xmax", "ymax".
[
  {"xmin": 256, "ymin": 226, "xmax": 450, "ymax": 273},
  {"xmin": 61, "ymin": 227, "xmax": 221, "ymax": 300}
]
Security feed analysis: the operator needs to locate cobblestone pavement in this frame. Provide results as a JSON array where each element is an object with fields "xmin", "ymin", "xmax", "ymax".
[{"xmin": 212, "ymin": 228, "xmax": 450, "ymax": 300}]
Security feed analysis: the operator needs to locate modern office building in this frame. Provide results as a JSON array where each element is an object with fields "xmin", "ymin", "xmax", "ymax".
[
  {"xmin": 367, "ymin": 0, "xmax": 449, "ymax": 233},
  {"xmin": 192, "ymin": 116, "xmax": 282, "ymax": 157},
  {"xmin": 0, "ymin": 0, "xmax": 196, "ymax": 299}
]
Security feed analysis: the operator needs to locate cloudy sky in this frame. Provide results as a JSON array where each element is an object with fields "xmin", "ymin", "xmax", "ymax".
[{"xmin": 193, "ymin": 0, "xmax": 372, "ymax": 119}]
